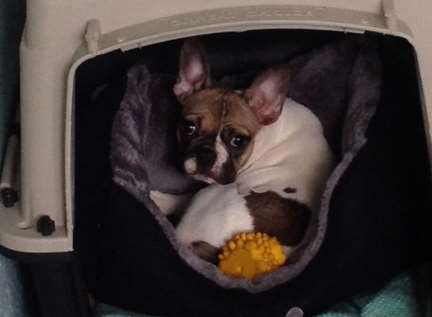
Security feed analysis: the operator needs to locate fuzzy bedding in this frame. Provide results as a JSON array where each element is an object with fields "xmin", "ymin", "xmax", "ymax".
[
  {"xmin": 110, "ymin": 37, "xmax": 380, "ymax": 292},
  {"xmin": 75, "ymin": 31, "xmax": 432, "ymax": 317}
]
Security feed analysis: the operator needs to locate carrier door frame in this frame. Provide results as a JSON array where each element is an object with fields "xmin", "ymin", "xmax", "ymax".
[{"xmin": 0, "ymin": 4, "xmax": 426, "ymax": 255}]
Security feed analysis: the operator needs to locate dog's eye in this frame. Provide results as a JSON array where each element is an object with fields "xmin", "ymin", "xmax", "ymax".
[
  {"xmin": 183, "ymin": 121, "xmax": 198, "ymax": 136},
  {"xmin": 230, "ymin": 135, "xmax": 249, "ymax": 148}
]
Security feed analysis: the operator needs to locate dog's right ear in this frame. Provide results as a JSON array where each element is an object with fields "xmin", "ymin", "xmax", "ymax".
[
  {"xmin": 173, "ymin": 39, "xmax": 210, "ymax": 102},
  {"xmin": 244, "ymin": 65, "xmax": 291, "ymax": 125}
]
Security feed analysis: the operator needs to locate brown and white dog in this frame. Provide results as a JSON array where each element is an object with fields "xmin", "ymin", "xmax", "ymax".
[{"xmin": 153, "ymin": 39, "xmax": 334, "ymax": 262}]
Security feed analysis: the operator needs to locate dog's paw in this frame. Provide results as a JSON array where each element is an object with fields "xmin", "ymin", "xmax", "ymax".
[{"xmin": 190, "ymin": 240, "xmax": 219, "ymax": 264}]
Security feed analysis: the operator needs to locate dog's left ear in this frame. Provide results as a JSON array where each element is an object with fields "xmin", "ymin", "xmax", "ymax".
[
  {"xmin": 173, "ymin": 39, "xmax": 210, "ymax": 103},
  {"xmin": 244, "ymin": 65, "xmax": 291, "ymax": 125}
]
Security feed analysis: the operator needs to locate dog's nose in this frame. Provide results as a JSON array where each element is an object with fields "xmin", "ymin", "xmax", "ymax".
[{"xmin": 195, "ymin": 147, "xmax": 216, "ymax": 173}]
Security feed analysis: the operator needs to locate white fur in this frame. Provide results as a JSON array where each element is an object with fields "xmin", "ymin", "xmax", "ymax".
[
  {"xmin": 150, "ymin": 191, "xmax": 193, "ymax": 216},
  {"xmin": 175, "ymin": 99, "xmax": 334, "ymax": 248},
  {"xmin": 236, "ymin": 99, "xmax": 334, "ymax": 210},
  {"xmin": 184, "ymin": 158, "xmax": 197, "ymax": 174},
  {"xmin": 210, "ymin": 134, "xmax": 229, "ymax": 176},
  {"xmin": 176, "ymin": 183, "xmax": 254, "ymax": 248}
]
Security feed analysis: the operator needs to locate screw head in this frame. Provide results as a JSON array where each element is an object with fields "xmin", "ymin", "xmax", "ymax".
[{"xmin": 37, "ymin": 215, "xmax": 56, "ymax": 236}]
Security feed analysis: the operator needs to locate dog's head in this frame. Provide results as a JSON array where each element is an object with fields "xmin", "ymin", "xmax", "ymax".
[{"xmin": 174, "ymin": 39, "xmax": 291, "ymax": 184}]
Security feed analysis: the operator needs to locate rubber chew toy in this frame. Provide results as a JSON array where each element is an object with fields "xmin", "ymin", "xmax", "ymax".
[{"xmin": 218, "ymin": 232, "xmax": 287, "ymax": 279}]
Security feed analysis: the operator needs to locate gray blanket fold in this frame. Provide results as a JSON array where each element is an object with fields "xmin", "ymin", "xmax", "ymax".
[
  {"xmin": 110, "ymin": 37, "xmax": 381, "ymax": 292},
  {"xmin": 111, "ymin": 68, "xmax": 203, "ymax": 198}
]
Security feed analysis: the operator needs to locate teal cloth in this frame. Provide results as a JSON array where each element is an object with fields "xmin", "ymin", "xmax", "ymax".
[
  {"xmin": 0, "ymin": 1, "xmax": 28, "ymax": 317},
  {"xmin": 315, "ymin": 273, "xmax": 419, "ymax": 317},
  {"xmin": 96, "ymin": 273, "xmax": 420, "ymax": 317},
  {"xmin": 0, "ymin": 257, "xmax": 29, "ymax": 317}
]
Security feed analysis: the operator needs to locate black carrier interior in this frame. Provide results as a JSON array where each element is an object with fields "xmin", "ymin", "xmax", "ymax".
[{"xmin": 73, "ymin": 30, "xmax": 432, "ymax": 317}]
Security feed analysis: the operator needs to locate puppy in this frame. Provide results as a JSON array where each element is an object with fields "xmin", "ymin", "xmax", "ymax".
[{"xmin": 159, "ymin": 39, "xmax": 334, "ymax": 263}]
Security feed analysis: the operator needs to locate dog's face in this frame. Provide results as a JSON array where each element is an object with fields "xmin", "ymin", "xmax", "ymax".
[
  {"xmin": 174, "ymin": 39, "xmax": 291, "ymax": 184},
  {"xmin": 177, "ymin": 89, "xmax": 261, "ymax": 184}
]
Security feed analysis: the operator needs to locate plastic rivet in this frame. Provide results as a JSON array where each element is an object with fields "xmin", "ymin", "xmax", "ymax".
[
  {"xmin": 36, "ymin": 215, "xmax": 56, "ymax": 236},
  {"xmin": 1, "ymin": 188, "xmax": 18, "ymax": 208},
  {"xmin": 286, "ymin": 307, "xmax": 304, "ymax": 317}
]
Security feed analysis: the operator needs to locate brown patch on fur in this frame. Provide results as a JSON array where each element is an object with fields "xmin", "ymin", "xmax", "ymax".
[
  {"xmin": 222, "ymin": 93, "xmax": 261, "ymax": 168},
  {"xmin": 191, "ymin": 240, "xmax": 219, "ymax": 264},
  {"xmin": 283, "ymin": 187, "xmax": 297, "ymax": 194},
  {"xmin": 222, "ymin": 93, "xmax": 261, "ymax": 134},
  {"xmin": 182, "ymin": 89, "xmax": 261, "ymax": 136},
  {"xmin": 182, "ymin": 89, "xmax": 226, "ymax": 135},
  {"xmin": 245, "ymin": 191, "xmax": 311, "ymax": 246}
]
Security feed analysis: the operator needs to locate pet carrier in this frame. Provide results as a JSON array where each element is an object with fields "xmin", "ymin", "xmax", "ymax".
[{"xmin": 1, "ymin": 1, "xmax": 432, "ymax": 316}]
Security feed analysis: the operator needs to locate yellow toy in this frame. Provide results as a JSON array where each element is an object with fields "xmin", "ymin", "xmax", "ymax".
[{"xmin": 218, "ymin": 232, "xmax": 286, "ymax": 279}]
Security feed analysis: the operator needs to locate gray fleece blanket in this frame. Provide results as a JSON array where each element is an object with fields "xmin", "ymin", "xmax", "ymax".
[{"xmin": 111, "ymin": 37, "xmax": 381, "ymax": 292}]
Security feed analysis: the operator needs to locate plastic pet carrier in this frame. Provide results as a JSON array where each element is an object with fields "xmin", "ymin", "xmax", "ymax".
[{"xmin": 1, "ymin": 1, "xmax": 432, "ymax": 317}]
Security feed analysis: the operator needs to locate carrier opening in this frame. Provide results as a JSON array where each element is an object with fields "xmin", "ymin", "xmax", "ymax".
[{"xmin": 73, "ymin": 29, "xmax": 431, "ymax": 315}]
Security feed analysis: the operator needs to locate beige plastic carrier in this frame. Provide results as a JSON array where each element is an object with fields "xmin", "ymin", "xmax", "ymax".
[{"xmin": 0, "ymin": 0, "xmax": 431, "ymax": 253}]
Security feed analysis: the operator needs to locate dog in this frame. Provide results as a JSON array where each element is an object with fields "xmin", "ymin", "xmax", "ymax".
[{"xmin": 153, "ymin": 39, "xmax": 334, "ymax": 263}]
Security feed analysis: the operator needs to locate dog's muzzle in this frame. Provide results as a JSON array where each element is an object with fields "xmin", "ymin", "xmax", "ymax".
[{"xmin": 183, "ymin": 148, "xmax": 235, "ymax": 184}]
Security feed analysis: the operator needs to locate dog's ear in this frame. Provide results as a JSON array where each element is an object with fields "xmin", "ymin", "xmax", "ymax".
[
  {"xmin": 244, "ymin": 65, "xmax": 291, "ymax": 125},
  {"xmin": 173, "ymin": 39, "xmax": 210, "ymax": 102}
]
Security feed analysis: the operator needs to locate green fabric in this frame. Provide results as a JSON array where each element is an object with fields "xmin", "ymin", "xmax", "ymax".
[
  {"xmin": 316, "ymin": 274, "xmax": 419, "ymax": 317},
  {"xmin": 95, "ymin": 273, "xmax": 420, "ymax": 317}
]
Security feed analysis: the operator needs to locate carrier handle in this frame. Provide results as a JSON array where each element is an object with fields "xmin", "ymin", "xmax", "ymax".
[
  {"xmin": 382, "ymin": 0, "xmax": 398, "ymax": 32},
  {"xmin": 85, "ymin": 19, "xmax": 102, "ymax": 54}
]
